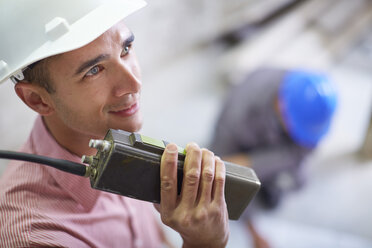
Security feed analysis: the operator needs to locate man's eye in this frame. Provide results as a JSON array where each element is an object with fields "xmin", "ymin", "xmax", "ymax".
[
  {"xmin": 85, "ymin": 65, "xmax": 102, "ymax": 77},
  {"xmin": 121, "ymin": 44, "xmax": 132, "ymax": 57}
]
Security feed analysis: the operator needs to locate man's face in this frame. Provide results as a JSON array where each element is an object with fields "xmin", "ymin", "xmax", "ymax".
[{"xmin": 46, "ymin": 20, "xmax": 143, "ymax": 138}]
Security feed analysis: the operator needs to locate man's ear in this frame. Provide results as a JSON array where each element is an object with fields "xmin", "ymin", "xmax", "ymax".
[{"xmin": 14, "ymin": 82, "xmax": 55, "ymax": 116}]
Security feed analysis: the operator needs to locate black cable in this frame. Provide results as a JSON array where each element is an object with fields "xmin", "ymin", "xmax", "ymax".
[{"xmin": 0, "ymin": 150, "xmax": 86, "ymax": 177}]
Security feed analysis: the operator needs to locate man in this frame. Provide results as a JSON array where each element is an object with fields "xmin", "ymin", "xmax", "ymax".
[
  {"xmin": 0, "ymin": 0, "xmax": 229, "ymax": 247},
  {"xmin": 210, "ymin": 67, "xmax": 337, "ymax": 248}
]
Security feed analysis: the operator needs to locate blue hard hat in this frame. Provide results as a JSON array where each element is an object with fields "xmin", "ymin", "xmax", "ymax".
[{"xmin": 278, "ymin": 70, "xmax": 338, "ymax": 148}]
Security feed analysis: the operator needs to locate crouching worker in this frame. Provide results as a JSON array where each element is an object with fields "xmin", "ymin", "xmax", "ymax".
[
  {"xmin": 210, "ymin": 67, "xmax": 337, "ymax": 248},
  {"xmin": 0, "ymin": 1, "xmax": 229, "ymax": 247}
]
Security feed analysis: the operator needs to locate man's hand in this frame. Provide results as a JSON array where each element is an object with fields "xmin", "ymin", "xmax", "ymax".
[{"xmin": 158, "ymin": 143, "xmax": 229, "ymax": 248}]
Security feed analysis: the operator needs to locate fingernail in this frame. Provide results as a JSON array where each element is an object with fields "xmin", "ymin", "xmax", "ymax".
[
  {"xmin": 166, "ymin": 144, "xmax": 178, "ymax": 154},
  {"xmin": 185, "ymin": 142, "xmax": 198, "ymax": 150}
]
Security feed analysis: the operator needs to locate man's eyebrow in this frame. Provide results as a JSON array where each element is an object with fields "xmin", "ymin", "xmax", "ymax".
[
  {"xmin": 123, "ymin": 33, "xmax": 135, "ymax": 48},
  {"xmin": 75, "ymin": 54, "xmax": 109, "ymax": 75}
]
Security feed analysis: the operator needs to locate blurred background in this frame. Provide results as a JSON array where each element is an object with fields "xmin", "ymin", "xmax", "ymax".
[{"xmin": 2, "ymin": 0, "xmax": 372, "ymax": 247}]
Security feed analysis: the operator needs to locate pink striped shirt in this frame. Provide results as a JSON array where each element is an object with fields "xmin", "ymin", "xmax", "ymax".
[{"xmin": 0, "ymin": 116, "xmax": 163, "ymax": 247}]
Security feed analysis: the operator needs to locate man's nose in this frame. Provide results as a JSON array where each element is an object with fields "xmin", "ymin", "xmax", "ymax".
[{"xmin": 112, "ymin": 62, "xmax": 141, "ymax": 97}]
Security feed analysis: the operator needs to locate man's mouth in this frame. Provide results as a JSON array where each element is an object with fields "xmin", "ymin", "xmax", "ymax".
[{"xmin": 109, "ymin": 103, "xmax": 139, "ymax": 117}]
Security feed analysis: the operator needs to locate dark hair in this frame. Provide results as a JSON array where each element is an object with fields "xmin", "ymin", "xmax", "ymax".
[{"xmin": 23, "ymin": 59, "xmax": 55, "ymax": 93}]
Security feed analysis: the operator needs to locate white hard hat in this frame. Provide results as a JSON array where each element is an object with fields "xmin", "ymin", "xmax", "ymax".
[{"xmin": 0, "ymin": 0, "xmax": 147, "ymax": 84}]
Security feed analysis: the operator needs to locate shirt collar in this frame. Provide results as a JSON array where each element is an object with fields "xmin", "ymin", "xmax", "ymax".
[{"xmin": 30, "ymin": 115, "xmax": 100, "ymax": 210}]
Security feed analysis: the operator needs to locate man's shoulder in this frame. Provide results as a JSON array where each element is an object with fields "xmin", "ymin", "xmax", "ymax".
[
  {"xmin": 0, "ymin": 162, "xmax": 46, "ymax": 247},
  {"xmin": 0, "ymin": 161, "xmax": 51, "ymax": 204}
]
